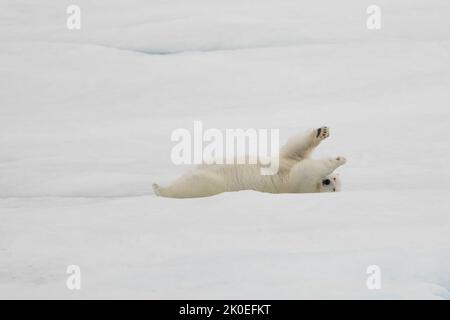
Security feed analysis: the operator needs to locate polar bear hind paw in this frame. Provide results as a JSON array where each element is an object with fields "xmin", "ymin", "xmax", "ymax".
[{"xmin": 152, "ymin": 183, "xmax": 161, "ymax": 196}]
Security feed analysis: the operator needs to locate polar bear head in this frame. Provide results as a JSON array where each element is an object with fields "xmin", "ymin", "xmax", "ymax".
[{"xmin": 319, "ymin": 173, "xmax": 341, "ymax": 192}]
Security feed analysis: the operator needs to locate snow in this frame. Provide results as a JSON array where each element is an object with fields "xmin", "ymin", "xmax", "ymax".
[{"xmin": 1, "ymin": 0, "xmax": 450, "ymax": 299}]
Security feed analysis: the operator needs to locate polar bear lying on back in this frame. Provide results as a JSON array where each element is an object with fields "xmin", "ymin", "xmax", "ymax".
[{"xmin": 153, "ymin": 126, "xmax": 346, "ymax": 198}]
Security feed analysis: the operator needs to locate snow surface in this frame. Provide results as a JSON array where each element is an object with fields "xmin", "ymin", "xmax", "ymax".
[{"xmin": 1, "ymin": 0, "xmax": 450, "ymax": 299}]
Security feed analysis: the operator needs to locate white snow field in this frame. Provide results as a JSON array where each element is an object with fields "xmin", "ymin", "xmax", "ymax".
[{"xmin": 1, "ymin": 0, "xmax": 450, "ymax": 299}]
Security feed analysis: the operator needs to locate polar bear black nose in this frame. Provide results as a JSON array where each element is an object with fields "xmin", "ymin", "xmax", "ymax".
[{"xmin": 323, "ymin": 179, "xmax": 331, "ymax": 185}]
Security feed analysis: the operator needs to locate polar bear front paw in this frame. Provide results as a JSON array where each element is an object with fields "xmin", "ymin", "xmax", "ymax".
[
  {"xmin": 315, "ymin": 126, "xmax": 330, "ymax": 141},
  {"xmin": 335, "ymin": 156, "xmax": 347, "ymax": 165}
]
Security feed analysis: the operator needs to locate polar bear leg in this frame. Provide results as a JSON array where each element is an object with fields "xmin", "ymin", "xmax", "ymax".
[
  {"xmin": 304, "ymin": 156, "xmax": 347, "ymax": 179},
  {"xmin": 280, "ymin": 126, "xmax": 329, "ymax": 160},
  {"xmin": 153, "ymin": 169, "xmax": 227, "ymax": 198}
]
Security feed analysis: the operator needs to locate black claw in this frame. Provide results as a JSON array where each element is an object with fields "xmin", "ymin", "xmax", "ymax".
[{"xmin": 316, "ymin": 128, "xmax": 322, "ymax": 138}]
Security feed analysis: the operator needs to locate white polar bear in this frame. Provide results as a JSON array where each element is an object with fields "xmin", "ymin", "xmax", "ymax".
[{"xmin": 153, "ymin": 126, "xmax": 346, "ymax": 198}]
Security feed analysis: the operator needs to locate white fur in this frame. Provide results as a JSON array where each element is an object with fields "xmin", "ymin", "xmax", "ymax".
[{"xmin": 153, "ymin": 127, "xmax": 346, "ymax": 198}]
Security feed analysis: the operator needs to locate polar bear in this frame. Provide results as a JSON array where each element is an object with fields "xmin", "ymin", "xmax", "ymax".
[{"xmin": 153, "ymin": 126, "xmax": 346, "ymax": 198}]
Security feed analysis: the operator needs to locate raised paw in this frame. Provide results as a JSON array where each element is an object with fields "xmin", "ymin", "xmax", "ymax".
[
  {"xmin": 315, "ymin": 126, "xmax": 330, "ymax": 141},
  {"xmin": 335, "ymin": 156, "xmax": 347, "ymax": 165}
]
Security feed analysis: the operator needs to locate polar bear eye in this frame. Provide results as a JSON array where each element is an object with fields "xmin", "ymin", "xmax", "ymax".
[{"xmin": 322, "ymin": 179, "xmax": 331, "ymax": 185}]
